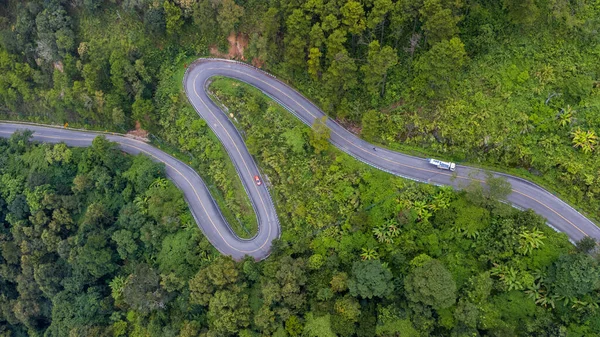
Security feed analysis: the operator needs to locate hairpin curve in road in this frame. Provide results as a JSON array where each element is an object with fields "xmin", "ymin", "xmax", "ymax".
[{"xmin": 0, "ymin": 58, "xmax": 598, "ymax": 261}]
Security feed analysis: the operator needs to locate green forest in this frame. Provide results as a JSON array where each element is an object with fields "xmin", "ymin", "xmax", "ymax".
[
  {"xmin": 2, "ymin": 81, "xmax": 600, "ymax": 336},
  {"xmin": 0, "ymin": 0, "xmax": 600, "ymax": 336},
  {"xmin": 0, "ymin": 0, "xmax": 598, "ymax": 221}
]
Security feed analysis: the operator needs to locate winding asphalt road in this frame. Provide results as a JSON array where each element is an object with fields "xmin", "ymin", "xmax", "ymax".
[{"xmin": 1, "ymin": 58, "xmax": 598, "ymax": 260}]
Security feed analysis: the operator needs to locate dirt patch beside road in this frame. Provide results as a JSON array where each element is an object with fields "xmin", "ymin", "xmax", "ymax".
[
  {"xmin": 127, "ymin": 121, "xmax": 149, "ymax": 142},
  {"xmin": 210, "ymin": 32, "xmax": 248, "ymax": 60}
]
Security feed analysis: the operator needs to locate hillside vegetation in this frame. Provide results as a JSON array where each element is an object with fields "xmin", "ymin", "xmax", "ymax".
[
  {"xmin": 0, "ymin": 0, "xmax": 598, "ymax": 221},
  {"xmin": 2, "ymin": 80, "xmax": 600, "ymax": 336},
  {"xmin": 0, "ymin": 0, "xmax": 600, "ymax": 336}
]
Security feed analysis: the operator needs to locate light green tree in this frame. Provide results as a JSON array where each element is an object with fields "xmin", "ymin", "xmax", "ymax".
[
  {"xmin": 307, "ymin": 47, "xmax": 322, "ymax": 80},
  {"xmin": 341, "ymin": 0, "xmax": 366, "ymax": 35},
  {"xmin": 164, "ymin": 1, "xmax": 183, "ymax": 36},
  {"xmin": 216, "ymin": 0, "xmax": 244, "ymax": 36},
  {"xmin": 334, "ymin": 295, "xmax": 361, "ymax": 322},
  {"xmin": 309, "ymin": 116, "xmax": 330, "ymax": 154},
  {"xmin": 571, "ymin": 128, "xmax": 598, "ymax": 153},
  {"xmin": 303, "ymin": 313, "xmax": 336, "ymax": 337},
  {"xmin": 45, "ymin": 143, "xmax": 72, "ymax": 164}
]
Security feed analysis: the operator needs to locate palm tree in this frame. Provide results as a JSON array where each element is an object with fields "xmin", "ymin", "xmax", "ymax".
[
  {"xmin": 199, "ymin": 251, "xmax": 214, "ymax": 262},
  {"xmin": 388, "ymin": 223, "xmax": 399, "ymax": 237},
  {"xmin": 372, "ymin": 226, "xmax": 386, "ymax": 243},
  {"xmin": 150, "ymin": 177, "xmax": 169, "ymax": 189},
  {"xmin": 397, "ymin": 198, "xmax": 412, "ymax": 211},
  {"xmin": 373, "ymin": 220, "xmax": 401, "ymax": 244},
  {"xmin": 558, "ymin": 295, "xmax": 578, "ymax": 307},
  {"xmin": 430, "ymin": 191, "xmax": 451, "ymax": 211},
  {"xmin": 412, "ymin": 200, "xmax": 428, "ymax": 216},
  {"xmin": 526, "ymin": 281, "xmax": 543, "ymax": 300},
  {"xmin": 411, "ymin": 200, "xmax": 432, "ymax": 222},
  {"xmin": 503, "ymin": 267, "xmax": 523, "ymax": 291},
  {"xmin": 491, "ymin": 264, "xmax": 524, "ymax": 291},
  {"xmin": 182, "ymin": 221, "xmax": 196, "ymax": 231},
  {"xmin": 571, "ymin": 298, "xmax": 599, "ymax": 313},
  {"xmin": 360, "ymin": 247, "xmax": 378, "ymax": 260},
  {"xmin": 419, "ymin": 208, "xmax": 433, "ymax": 222},
  {"xmin": 134, "ymin": 195, "xmax": 149, "ymax": 215},
  {"xmin": 526, "ymin": 283, "xmax": 556, "ymax": 309},
  {"xmin": 385, "ymin": 219, "xmax": 399, "ymax": 235},
  {"xmin": 557, "ymin": 105, "xmax": 574, "ymax": 128},
  {"xmin": 109, "ymin": 275, "xmax": 128, "ymax": 302},
  {"xmin": 519, "ymin": 229, "xmax": 546, "ymax": 255},
  {"xmin": 571, "ymin": 128, "xmax": 598, "ymax": 154}
]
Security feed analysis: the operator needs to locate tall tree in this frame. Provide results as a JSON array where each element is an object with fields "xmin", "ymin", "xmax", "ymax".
[
  {"xmin": 323, "ymin": 50, "xmax": 357, "ymax": 103},
  {"xmin": 419, "ymin": 0, "xmax": 462, "ymax": 45},
  {"xmin": 307, "ymin": 47, "xmax": 322, "ymax": 80},
  {"xmin": 503, "ymin": 0, "xmax": 539, "ymax": 26},
  {"xmin": 309, "ymin": 23, "xmax": 326, "ymax": 48},
  {"xmin": 361, "ymin": 40, "xmax": 399, "ymax": 99},
  {"xmin": 284, "ymin": 9, "xmax": 310, "ymax": 70},
  {"xmin": 164, "ymin": 1, "xmax": 183, "ymax": 36},
  {"xmin": 303, "ymin": 313, "xmax": 336, "ymax": 337},
  {"xmin": 217, "ymin": 0, "xmax": 244, "ymax": 37},
  {"xmin": 208, "ymin": 287, "xmax": 251, "ymax": 336},
  {"xmin": 263, "ymin": 7, "xmax": 282, "ymax": 62},
  {"xmin": 193, "ymin": 0, "xmax": 218, "ymax": 41},
  {"xmin": 35, "ymin": 4, "xmax": 74, "ymax": 62},
  {"xmin": 122, "ymin": 263, "xmax": 168, "ymax": 314},
  {"xmin": 367, "ymin": 0, "xmax": 393, "ymax": 41},
  {"xmin": 325, "ymin": 28, "xmax": 347, "ymax": 61},
  {"xmin": 144, "ymin": 7, "xmax": 166, "ymax": 35},
  {"xmin": 340, "ymin": 0, "xmax": 366, "ymax": 35},
  {"xmin": 412, "ymin": 37, "xmax": 467, "ymax": 99}
]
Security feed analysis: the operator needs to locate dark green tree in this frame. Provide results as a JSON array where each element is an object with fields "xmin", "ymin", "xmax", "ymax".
[
  {"xmin": 361, "ymin": 40, "xmax": 398, "ymax": 99},
  {"xmin": 284, "ymin": 9, "xmax": 310, "ymax": 70},
  {"xmin": 412, "ymin": 37, "xmax": 467, "ymax": 99},
  {"xmin": 546, "ymin": 253, "xmax": 600, "ymax": 299},
  {"xmin": 348, "ymin": 260, "xmax": 394, "ymax": 299},
  {"xmin": 575, "ymin": 236, "xmax": 597, "ymax": 254},
  {"xmin": 145, "ymin": 7, "xmax": 166, "ymax": 35},
  {"xmin": 419, "ymin": 0, "xmax": 461, "ymax": 44},
  {"xmin": 122, "ymin": 263, "xmax": 168, "ymax": 315}
]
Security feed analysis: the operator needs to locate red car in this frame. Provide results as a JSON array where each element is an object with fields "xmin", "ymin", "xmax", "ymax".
[{"xmin": 254, "ymin": 175, "xmax": 262, "ymax": 186}]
